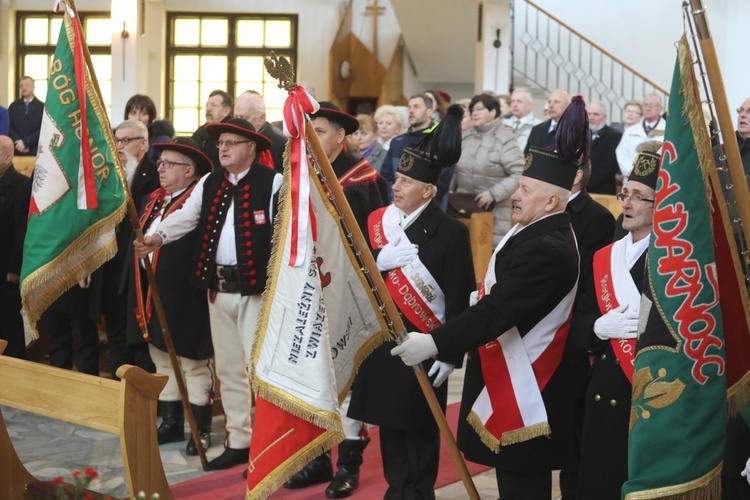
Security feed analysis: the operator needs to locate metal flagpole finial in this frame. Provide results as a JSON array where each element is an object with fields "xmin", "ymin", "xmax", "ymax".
[{"xmin": 264, "ymin": 51, "xmax": 296, "ymax": 91}]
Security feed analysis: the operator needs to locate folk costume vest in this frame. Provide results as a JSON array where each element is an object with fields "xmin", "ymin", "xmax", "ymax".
[
  {"xmin": 133, "ymin": 184, "xmax": 195, "ymax": 341},
  {"xmin": 470, "ymin": 222, "xmax": 577, "ymax": 452},
  {"xmin": 591, "ymin": 236, "xmax": 642, "ymax": 383},
  {"xmin": 191, "ymin": 163, "xmax": 277, "ymax": 296},
  {"xmin": 368, "ymin": 205, "xmax": 445, "ymax": 332}
]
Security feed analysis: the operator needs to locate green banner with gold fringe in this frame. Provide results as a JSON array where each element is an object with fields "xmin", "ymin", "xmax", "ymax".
[
  {"xmin": 624, "ymin": 34, "xmax": 727, "ymax": 500},
  {"xmin": 20, "ymin": 5, "xmax": 126, "ymax": 332}
]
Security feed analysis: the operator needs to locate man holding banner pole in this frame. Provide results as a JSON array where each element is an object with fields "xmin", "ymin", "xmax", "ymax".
[
  {"xmin": 392, "ymin": 96, "xmax": 590, "ymax": 499},
  {"xmin": 135, "ymin": 118, "xmax": 282, "ymax": 471},
  {"xmin": 349, "ymin": 103, "xmax": 475, "ymax": 498}
]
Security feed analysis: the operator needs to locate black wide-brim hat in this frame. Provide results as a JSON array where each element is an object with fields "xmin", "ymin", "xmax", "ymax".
[
  {"xmin": 309, "ymin": 101, "xmax": 360, "ymax": 135},
  {"xmin": 152, "ymin": 137, "xmax": 213, "ymax": 176},
  {"xmin": 205, "ymin": 118, "xmax": 272, "ymax": 152}
]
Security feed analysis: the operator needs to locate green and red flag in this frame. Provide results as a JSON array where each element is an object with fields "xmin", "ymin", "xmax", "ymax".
[
  {"xmin": 20, "ymin": 2, "xmax": 126, "ymax": 332},
  {"xmin": 624, "ymin": 34, "xmax": 750, "ymax": 499}
]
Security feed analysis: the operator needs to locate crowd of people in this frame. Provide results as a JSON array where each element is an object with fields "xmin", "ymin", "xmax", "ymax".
[{"xmin": 3, "ymin": 71, "xmax": 750, "ymax": 499}]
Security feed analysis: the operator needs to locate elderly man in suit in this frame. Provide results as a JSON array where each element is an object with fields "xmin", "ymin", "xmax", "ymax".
[
  {"xmin": 587, "ymin": 101, "xmax": 623, "ymax": 195},
  {"xmin": 524, "ymin": 89, "xmax": 570, "ymax": 155}
]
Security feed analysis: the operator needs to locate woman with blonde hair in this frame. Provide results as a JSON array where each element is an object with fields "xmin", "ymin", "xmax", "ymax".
[
  {"xmin": 354, "ymin": 114, "xmax": 387, "ymax": 172},
  {"xmin": 374, "ymin": 104, "xmax": 404, "ymax": 151}
]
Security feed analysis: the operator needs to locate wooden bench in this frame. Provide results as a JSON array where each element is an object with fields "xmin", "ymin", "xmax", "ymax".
[
  {"xmin": 458, "ymin": 211, "xmax": 494, "ymax": 287},
  {"xmin": 12, "ymin": 156, "xmax": 35, "ymax": 178},
  {"xmin": 590, "ymin": 193, "xmax": 623, "ymax": 219},
  {"xmin": 0, "ymin": 340, "xmax": 172, "ymax": 500}
]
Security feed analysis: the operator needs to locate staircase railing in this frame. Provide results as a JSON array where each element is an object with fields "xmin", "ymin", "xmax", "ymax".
[{"xmin": 511, "ymin": 0, "xmax": 669, "ymax": 124}]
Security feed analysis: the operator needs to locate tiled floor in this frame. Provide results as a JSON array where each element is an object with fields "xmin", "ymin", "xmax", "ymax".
[{"xmin": 3, "ymin": 364, "xmax": 560, "ymax": 499}]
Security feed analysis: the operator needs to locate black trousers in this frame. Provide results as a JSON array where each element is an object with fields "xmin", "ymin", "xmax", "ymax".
[
  {"xmin": 0, "ymin": 281, "xmax": 26, "ymax": 359},
  {"xmin": 380, "ymin": 426, "xmax": 439, "ymax": 500},
  {"xmin": 496, "ymin": 467, "xmax": 552, "ymax": 500},
  {"xmin": 39, "ymin": 309, "xmax": 99, "ymax": 375}
]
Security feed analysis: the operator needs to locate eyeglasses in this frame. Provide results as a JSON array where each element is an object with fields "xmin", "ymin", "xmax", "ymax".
[
  {"xmin": 624, "ymin": 108, "xmax": 642, "ymax": 115},
  {"xmin": 471, "ymin": 106, "xmax": 488, "ymax": 113},
  {"xmin": 737, "ymin": 107, "xmax": 750, "ymax": 115},
  {"xmin": 642, "ymin": 103, "xmax": 661, "ymax": 109},
  {"xmin": 115, "ymin": 136, "xmax": 145, "ymax": 145},
  {"xmin": 617, "ymin": 192, "xmax": 655, "ymax": 204},
  {"xmin": 156, "ymin": 159, "xmax": 192, "ymax": 170},
  {"xmin": 216, "ymin": 139, "xmax": 251, "ymax": 148}
]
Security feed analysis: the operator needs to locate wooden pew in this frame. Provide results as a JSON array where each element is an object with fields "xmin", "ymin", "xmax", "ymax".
[
  {"xmin": 589, "ymin": 193, "xmax": 623, "ymax": 219},
  {"xmin": 12, "ymin": 156, "xmax": 35, "ymax": 178},
  {"xmin": 0, "ymin": 340, "xmax": 172, "ymax": 500},
  {"xmin": 458, "ymin": 211, "xmax": 494, "ymax": 287}
]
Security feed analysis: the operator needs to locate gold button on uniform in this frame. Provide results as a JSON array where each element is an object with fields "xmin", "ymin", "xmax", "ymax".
[
  {"xmin": 610, "ymin": 400, "xmax": 617, "ymax": 407},
  {"xmin": 594, "ymin": 395, "xmax": 601, "ymax": 402},
  {"xmin": 615, "ymin": 358, "xmax": 621, "ymax": 365},
  {"xmin": 600, "ymin": 353, "xmax": 607, "ymax": 360}
]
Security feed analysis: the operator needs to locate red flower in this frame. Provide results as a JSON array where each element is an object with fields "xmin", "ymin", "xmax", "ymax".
[
  {"xmin": 73, "ymin": 470, "xmax": 83, "ymax": 478},
  {"xmin": 84, "ymin": 494, "xmax": 93, "ymax": 500},
  {"xmin": 85, "ymin": 467, "xmax": 98, "ymax": 479},
  {"xmin": 52, "ymin": 477, "xmax": 64, "ymax": 486}
]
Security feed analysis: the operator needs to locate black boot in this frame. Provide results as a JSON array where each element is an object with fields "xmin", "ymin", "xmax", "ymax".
[
  {"xmin": 207, "ymin": 447, "xmax": 249, "ymax": 470},
  {"xmin": 283, "ymin": 452, "xmax": 333, "ymax": 489},
  {"xmin": 186, "ymin": 403, "xmax": 213, "ymax": 456},
  {"xmin": 157, "ymin": 400, "xmax": 184, "ymax": 445},
  {"xmin": 325, "ymin": 438, "xmax": 370, "ymax": 498}
]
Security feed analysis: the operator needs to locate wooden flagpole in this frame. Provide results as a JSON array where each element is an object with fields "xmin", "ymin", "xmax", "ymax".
[
  {"xmin": 689, "ymin": 0, "xmax": 750, "ymax": 251},
  {"xmin": 67, "ymin": 0, "xmax": 209, "ymax": 469},
  {"xmin": 303, "ymin": 122, "xmax": 481, "ymax": 500}
]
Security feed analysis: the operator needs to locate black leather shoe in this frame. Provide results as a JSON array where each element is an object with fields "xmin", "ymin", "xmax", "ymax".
[
  {"xmin": 186, "ymin": 404, "xmax": 213, "ymax": 456},
  {"xmin": 325, "ymin": 466, "xmax": 359, "ymax": 498},
  {"xmin": 207, "ymin": 447, "xmax": 250, "ymax": 470},
  {"xmin": 283, "ymin": 453, "xmax": 333, "ymax": 489}
]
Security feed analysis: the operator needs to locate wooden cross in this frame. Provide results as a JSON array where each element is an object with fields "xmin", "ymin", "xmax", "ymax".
[{"xmin": 365, "ymin": 0, "xmax": 386, "ymax": 62}]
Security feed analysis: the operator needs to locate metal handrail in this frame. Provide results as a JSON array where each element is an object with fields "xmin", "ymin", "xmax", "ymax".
[{"xmin": 512, "ymin": 0, "xmax": 669, "ymax": 123}]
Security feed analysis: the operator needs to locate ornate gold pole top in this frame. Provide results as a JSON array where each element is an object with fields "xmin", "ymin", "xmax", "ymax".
[{"xmin": 264, "ymin": 51, "xmax": 296, "ymax": 90}]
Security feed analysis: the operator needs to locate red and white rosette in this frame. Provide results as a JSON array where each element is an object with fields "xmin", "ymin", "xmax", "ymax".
[{"xmin": 282, "ymin": 86, "xmax": 319, "ymax": 266}]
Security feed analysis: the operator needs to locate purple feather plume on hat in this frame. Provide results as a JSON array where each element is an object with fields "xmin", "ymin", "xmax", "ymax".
[{"xmin": 553, "ymin": 94, "xmax": 591, "ymax": 167}]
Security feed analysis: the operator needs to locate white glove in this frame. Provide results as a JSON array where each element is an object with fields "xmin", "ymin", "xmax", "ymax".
[
  {"xmin": 741, "ymin": 457, "xmax": 750, "ymax": 485},
  {"xmin": 391, "ymin": 332, "xmax": 438, "ymax": 367},
  {"xmin": 428, "ymin": 360, "xmax": 455, "ymax": 388},
  {"xmin": 469, "ymin": 290, "xmax": 479, "ymax": 306},
  {"xmin": 593, "ymin": 304, "xmax": 639, "ymax": 340},
  {"xmin": 376, "ymin": 236, "xmax": 418, "ymax": 271}
]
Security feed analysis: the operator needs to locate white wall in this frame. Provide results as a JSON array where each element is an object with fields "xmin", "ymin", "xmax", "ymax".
[{"xmin": 529, "ymin": 0, "xmax": 750, "ymax": 118}]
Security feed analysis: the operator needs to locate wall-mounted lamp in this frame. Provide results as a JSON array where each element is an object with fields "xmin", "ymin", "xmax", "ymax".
[
  {"xmin": 493, "ymin": 28, "xmax": 502, "ymax": 49},
  {"xmin": 121, "ymin": 21, "xmax": 129, "ymax": 39}
]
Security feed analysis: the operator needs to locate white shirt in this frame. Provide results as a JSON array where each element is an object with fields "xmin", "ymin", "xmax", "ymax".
[
  {"xmin": 155, "ymin": 167, "xmax": 283, "ymax": 265},
  {"xmin": 625, "ymin": 232, "xmax": 650, "ymax": 270}
]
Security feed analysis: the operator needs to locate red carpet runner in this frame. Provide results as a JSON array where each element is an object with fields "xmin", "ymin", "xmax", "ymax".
[{"xmin": 171, "ymin": 402, "xmax": 490, "ymax": 499}]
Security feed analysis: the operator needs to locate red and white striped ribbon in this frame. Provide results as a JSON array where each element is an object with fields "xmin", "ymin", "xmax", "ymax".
[{"xmin": 282, "ymin": 86, "xmax": 319, "ymax": 266}]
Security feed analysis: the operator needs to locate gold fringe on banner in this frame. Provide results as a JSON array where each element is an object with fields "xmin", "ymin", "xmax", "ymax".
[
  {"xmin": 625, "ymin": 462, "xmax": 722, "ymax": 500},
  {"xmin": 466, "ymin": 411, "xmax": 551, "ymax": 453}
]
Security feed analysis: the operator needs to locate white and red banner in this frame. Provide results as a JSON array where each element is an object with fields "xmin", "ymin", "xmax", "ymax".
[
  {"xmin": 368, "ymin": 205, "xmax": 445, "ymax": 332},
  {"xmin": 246, "ymin": 89, "xmax": 390, "ymax": 498},
  {"xmin": 592, "ymin": 237, "xmax": 640, "ymax": 383},
  {"xmin": 469, "ymin": 224, "xmax": 577, "ymax": 451}
]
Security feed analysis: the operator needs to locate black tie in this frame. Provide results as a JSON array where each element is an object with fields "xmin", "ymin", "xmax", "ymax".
[{"xmin": 24, "ymin": 102, "xmax": 29, "ymax": 115}]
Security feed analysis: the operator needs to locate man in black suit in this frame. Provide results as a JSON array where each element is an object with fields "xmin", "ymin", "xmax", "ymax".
[
  {"xmin": 587, "ymin": 101, "xmax": 623, "ymax": 194},
  {"xmin": 393, "ymin": 140, "xmax": 583, "ymax": 498},
  {"xmin": 192, "ymin": 90, "xmax": 233, "ymax": 169},
  {"xmin": 524, "ymin": 88, "xmax": 570, "ymax": 155},
  {"xmin": 234, "ymin": 90, "xmax": 288, "ymax": 172},
  {"xmin": 349, "ymin": 108, "xmax": 475, "ymax": 498},
  {"xmin": 104, "ymin": 120, "xmax": 160, "ymax": 378},
  {"xmin": 0, "ymin": 135, "xmax": 31, "ymax": 359},
  {"xmin": 570, "ymin": 150, "xmax": 660, "ymax": 499},
  {"xmin": 7, "ymin": 76, "xmax": 44, "ymax": 157}
]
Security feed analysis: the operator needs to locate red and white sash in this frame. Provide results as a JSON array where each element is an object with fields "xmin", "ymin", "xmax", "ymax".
[
  {"xmin": 592, "ymin": 237, "xmax": 640, "ymax": 383},
  {"xmin": 470, "ymin": 223, "xmax": 577, "ymax": 452},
  {"xmin": 368, "ymin": 205, "xmax": 445, "ymax": 332}
]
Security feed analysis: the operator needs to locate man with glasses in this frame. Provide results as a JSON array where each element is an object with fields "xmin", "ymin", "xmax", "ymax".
[
  {"xmin": 104, "ymin": 120, "xmax": 159, "ymax": 378},
  {"xmin": 125, "ymin": 137, "xmax": 215, "ymax": 456},
  {"xmin": 193, "ymin": 90, "xmax": 234, "ymax": 171},
  {"xmin": 616, "ymin": 93, "xmax": 666, "ymax": 177},
  {"xmin": 570, "ymin": 145, "xmax": 661, "ymax": 499},
  {"xmin": 502, "ymin": 88, "xmax": 542, "ymax": 152},
  {"xmin": 135, "ymin": 118, "xmax": 281, "ymax": 471}
]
